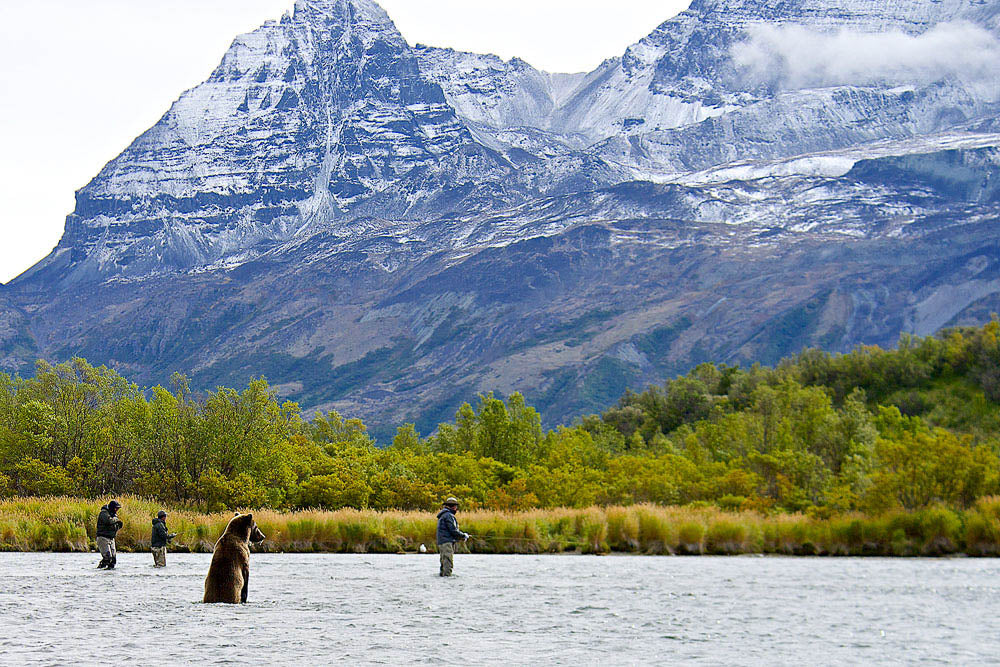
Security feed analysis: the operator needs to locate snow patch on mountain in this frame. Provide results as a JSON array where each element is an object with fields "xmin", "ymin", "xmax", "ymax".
[{"xmin": 666, "ymin": 132, "xmax": 1000, "ymax": 185}]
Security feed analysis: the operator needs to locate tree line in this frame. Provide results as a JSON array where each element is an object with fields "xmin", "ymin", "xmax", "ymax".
[{"xmin": 1, "ymin": 320, "xmax": 999, "ymax": 514}]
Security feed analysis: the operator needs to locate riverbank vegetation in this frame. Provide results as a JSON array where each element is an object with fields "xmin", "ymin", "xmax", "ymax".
[
  {"xmin": 3, "ymin": 496, "xmax": 1000, "ymax": 556},
  {"xmin": 0, "ymin": 321, "xmax": 997, "ymax": 522}
]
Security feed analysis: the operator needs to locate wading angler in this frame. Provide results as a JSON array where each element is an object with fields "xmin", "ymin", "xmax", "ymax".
[
  {"xmin": 151, "ymin": 510, "xmax": 177, "ymax": 567},
  {"xmin": 436, "ymin": 497, "xmax": 469, "ymax": 577},
  {"xmin": 96, "ymin": 500, "xmax": 123, "ymax": 570}
]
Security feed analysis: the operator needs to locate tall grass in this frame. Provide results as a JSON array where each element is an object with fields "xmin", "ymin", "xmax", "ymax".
[{"xmin": 1, "ymin": 496, "xmax": 998, "ymax": 556}]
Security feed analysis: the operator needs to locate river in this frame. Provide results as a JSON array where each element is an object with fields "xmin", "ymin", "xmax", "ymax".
[{"xmin": 0, "ymin": 553, "xmax": 996, "ymax": 664}]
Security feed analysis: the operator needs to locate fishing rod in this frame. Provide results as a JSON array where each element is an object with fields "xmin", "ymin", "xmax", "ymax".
[
  {"xmin": 465, "ymin": 534, "xmax": 600, "ymax": 550},
  {"xmin": 467, "ymin": 534, "xmax": 538, "ymax": 542},
  {"xmin": 164, "ymin": 529, "xmax": 200, "ymax": 548}
]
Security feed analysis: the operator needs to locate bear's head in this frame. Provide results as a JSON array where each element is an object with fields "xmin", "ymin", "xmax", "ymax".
[{"xmin": 226, "ymin": 512, "xmax": 267, "ymax": 545}]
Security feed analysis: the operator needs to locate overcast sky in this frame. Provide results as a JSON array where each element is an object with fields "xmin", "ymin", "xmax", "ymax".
[{"xmin": 0, "ymin": 0, "xmax": 689, "ymax": 284}]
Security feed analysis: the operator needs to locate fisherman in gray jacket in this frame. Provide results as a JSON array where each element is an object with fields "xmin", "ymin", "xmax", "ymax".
[
  {"xmin": 96, "ymin": 500, "xmax": 123, "ymax": 570},
  {"xmin": 436, "ymin": 497, "xmax": 469, "ymax": 577}
]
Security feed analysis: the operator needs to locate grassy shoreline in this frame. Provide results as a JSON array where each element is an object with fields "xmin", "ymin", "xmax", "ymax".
[{"xmin": 2, "ymin": 496, "xmax": 1000, "ymax": 557}]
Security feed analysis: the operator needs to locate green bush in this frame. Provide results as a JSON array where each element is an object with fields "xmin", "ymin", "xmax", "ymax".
[{"xmin": 0, "ymin": 325, "xmax": 999, "ymax": 518}]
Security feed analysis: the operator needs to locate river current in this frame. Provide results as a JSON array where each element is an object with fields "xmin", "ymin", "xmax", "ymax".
[{"xmin": 0, "ymin": 553, "xmax": 996, "ymax": 664}]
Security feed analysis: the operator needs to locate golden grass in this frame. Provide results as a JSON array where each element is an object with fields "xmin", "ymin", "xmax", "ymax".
[{"xmin": 0, "ymin": 496, "xmax": 996, "ymax": 556}]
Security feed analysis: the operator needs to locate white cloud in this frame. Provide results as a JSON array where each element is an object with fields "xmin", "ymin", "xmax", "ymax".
[{"xmin": 733, "ymin": 21, "xmax": 1000, "ymax": 92}]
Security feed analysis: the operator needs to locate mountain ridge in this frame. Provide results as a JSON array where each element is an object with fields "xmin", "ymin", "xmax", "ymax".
[{"xmin": 5, "ymin": 0, "xmax": 1000, "ymax": 440}]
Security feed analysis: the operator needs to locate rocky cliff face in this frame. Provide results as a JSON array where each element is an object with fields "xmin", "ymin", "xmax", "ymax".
[
  {"xmin": 6, "ymin": 0, "xmax": 1000, "ymax": 439},
  {"xmin": 26, "ymin": 0, "xmax": 509, "ymax": 285}
]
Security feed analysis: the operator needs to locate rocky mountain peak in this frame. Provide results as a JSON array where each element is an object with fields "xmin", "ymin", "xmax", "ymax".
[
  {"xmin": 290, "ymin": 0, "xmax": 408, "ymax": 54},
  {"xmin": 7, "ymin": 0, "xmax": 1000, "ymax": 437},
  {"xmin": 293, "ymin": 0, "xmax": 395, "ymax": 26},
  {"xmin": 23, "ymin": 0, "xmax": 1000, "ymax": 289}
]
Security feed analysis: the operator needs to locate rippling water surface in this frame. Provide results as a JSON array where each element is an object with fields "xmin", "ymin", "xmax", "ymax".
[{"xmin": 0, "ymin": 553, "xmax": 997, "ymax": 664}]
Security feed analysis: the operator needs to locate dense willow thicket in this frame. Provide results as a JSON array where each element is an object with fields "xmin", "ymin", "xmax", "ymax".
[{"xmin": 1, "ymin": 321, "xmax": 999, "ymax": 514}]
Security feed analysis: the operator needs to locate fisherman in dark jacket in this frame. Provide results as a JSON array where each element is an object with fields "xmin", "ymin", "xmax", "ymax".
[
  {"xmin": 150, "ymin": 510, "xmax": 177, "ymax": 568},
  {"xmin": 436, "ymin": 497, "xmax": 469, "ymax": 577},
  {"xmin": 96, "ymin": 500, "xmax": 123, "ymax": 570}
]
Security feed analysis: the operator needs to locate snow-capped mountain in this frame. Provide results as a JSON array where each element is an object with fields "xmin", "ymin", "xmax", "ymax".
[{"xmin": 5, "ymin": 0, "xmax": 1000, "ymax": 438}]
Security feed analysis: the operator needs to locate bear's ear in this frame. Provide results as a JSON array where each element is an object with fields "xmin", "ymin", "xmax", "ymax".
[
  {"xmin": 234, "ymin": 511, "xmax": 240, "ymax": 517},
  {"xmin": 246, "ymin": 513, "xmax": 253, "ymax": 521}
]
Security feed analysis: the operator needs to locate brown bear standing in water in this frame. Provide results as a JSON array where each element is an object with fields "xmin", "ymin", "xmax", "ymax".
[{"xmin": 203, "ymin": 512, "xmax": 266, "ymax": 604}]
